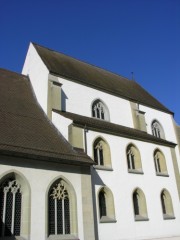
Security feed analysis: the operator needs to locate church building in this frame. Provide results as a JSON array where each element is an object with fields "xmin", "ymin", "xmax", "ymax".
[{"xmin": 0, "ymin": 42, "xmax": 180, "ymax": 240}]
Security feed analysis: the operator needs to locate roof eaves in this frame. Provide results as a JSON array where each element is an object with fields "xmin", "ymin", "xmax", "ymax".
[
  {"xmin": 54, "ymin": 110, "xmax": 176, "ymax": 148},
  {"xmin": 0, "ymin": 146, "xmax": 94, "ymax": 166},
  {"xmin": 73, "ymin": 122, "xmax": 176, "ymax": 148}
]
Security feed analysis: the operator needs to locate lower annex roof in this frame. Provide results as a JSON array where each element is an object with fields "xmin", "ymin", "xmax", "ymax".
[
  {"xmin": 53, "ymin": 110, "xmax": 176, "ymax": 148},
  {"xmin": 0, "ymin": 68, "xmax": 93, "ymax": 166}
]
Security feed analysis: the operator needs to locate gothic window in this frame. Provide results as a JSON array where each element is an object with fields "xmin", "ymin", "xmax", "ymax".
[
  {"xmin": 94, "ymin": 141, "xmax": 104, "ymax": 165},
  {"xmin": 133, "ymin": 191, "xmax": 139, "ymax": 216},
  {"xmin": 151, "ymin": 120, "xmax": 165, "ymax": 139},
  {"xmin": 98, "ymin": 187, "xmax": 116, "ymax": 223},
  {"xmin": 92, "ymin": 99, "xmax": 109, "ymax": 121},
  {"xmin": 0, "ymin": 178, "xmax": 22, "ymax": 237},
  {"xmin": 132, "ymin": 188, "xmax": 148, "ymax": 221},
  {"xmin": 127, "ymin": 148, "xmax": 135, "ymax": 170},
  {"xmin": 126, "ymin": 144, "xmax": 143, "ymax": 173},
  {"xmin": 160, "ymin": 189, "xmax": 175, "ymax": 219},
  {"xmin": 99, "ymin": 190, "xmax": 106, "ymax": 218},
  {"xmin": 48, "ymin": 179, "xmax": 70, "ymax": 236},
  {"xmin": 154, "ymin": 149, "xmax": 168, "ymax": 176},
  {"xmin": 93, "ymin": 137, "xmax": 112, "ymax": 168}
]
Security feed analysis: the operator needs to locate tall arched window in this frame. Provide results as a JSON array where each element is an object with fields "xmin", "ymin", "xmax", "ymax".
[
  {"xmin": 126, "ymin": 144, "xmax": 143, "ymax": 173},
  {"xmin": 94, "ymin": 141, "xmax": 104, "ymax": 165},
  {"xmin": 0, "ymin": 178, "xmax": 21, "ymax": 237},
  {"xmin": 154, "ymin": 149, "xmax": 168, "ymax": 176},
  {"xmin": 160, "ymin": 189, "xmax": 175, "ymax": 219},
  {"xmin": 92, "ymin": 99, "xmax": 110, "ymax": 121},
  {"xmin": 98, "ymin": 187, "xmax": 116, "ymax": 223},
  {"xmin": 151, "ymin": 120, "xmax": 165, "ymax": 139},
  {"xmin": 99, "ymin": 190, "xmax": 106, "ymax": 218},
  {"xmin": 48, "ymin": 178, "xmax": 77, "ymax": 238},
  {"xmin": 48, "ymin": 180, "xmax": 70, "ymax": 235},
  {"xmin": 0, "ymin": 172, "xmax": 30, "ymax": 239},
  {"xmin": 93, "ymin": 137, "xmax": 112, "ymax": 168},
  {"xmin": 132, "ymin": 188, "xmax": 148, "ymax": 221}
]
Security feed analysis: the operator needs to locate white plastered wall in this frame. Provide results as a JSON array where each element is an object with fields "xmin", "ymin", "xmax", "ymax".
[
  {"xmin": 22, "ymin": 43, "xmax": 49, "ymax": 115},
  {"xmin": 87, "ymin": 129, "xmax": 180, "ymax": 240},
  {"xmin": 0, "ymin": 162, "xmax": 85, "ymax": 240},
  {"xmin": 56, "ymin": 77, "xmax": 134, "ymax": 128}
]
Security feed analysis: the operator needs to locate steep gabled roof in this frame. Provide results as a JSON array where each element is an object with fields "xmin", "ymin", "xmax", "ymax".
[
  {"xmin": 53, "ymin": 110, "xmax": 176, "ymax": 148},
  {"xmin": 33, "ymin": 43, "xmax": 173, "ymax": 115},
  {"xmin": 0, "ymin": 68, "xmax": 93, "ymax": 166}
]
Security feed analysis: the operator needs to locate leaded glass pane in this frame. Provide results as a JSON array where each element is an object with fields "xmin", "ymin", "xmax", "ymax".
[
  {"xmin": 64, "ymin": 198, "xmax": 70, "ymax": 234},
  {"xmin": 0, "ymin": 191, "xmax": 4, "ymax": 236},
  {"xmin": 5, "ymin": 191, "xmax": 13, "ymax": 236},
  {"xmin": 49, "ymin": 196, "xmax": 55, "ymax": 235},
  {"xmin": 14, "ymin": 192, "xmax": 22, "ymax": 236},
  {"xmin": 57, "ymin": 199, "xmax": 63, "ymax": 234}
]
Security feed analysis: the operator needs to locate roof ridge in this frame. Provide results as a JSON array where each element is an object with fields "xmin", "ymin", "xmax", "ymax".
[{"xmin": 32, "ymin": 42, "xmax": 131, "ymax": 81}]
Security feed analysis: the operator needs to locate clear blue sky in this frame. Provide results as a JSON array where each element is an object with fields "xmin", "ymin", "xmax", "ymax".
[{"xmin": 1, "ymin": 0, "xmax": 180, "ymax": 124}]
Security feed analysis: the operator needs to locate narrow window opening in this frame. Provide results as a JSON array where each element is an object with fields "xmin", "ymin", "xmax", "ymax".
[
  {"xmin": 48, "ymin": 180, "xmax": 70, "ymax": 236},
  {"xmin": 0, "ymin": 179, "xmax": 22, "ymax": 237},
  {"xmin": 99, "ymin": 191, "xmax": 106, "ymax": 218},
  {"xmin": 94, "ymin": 142, "xmax": 104, "ymax": 166},
  {"xmin": 133, "ymin": 192, "xmax": 139, "ymax": 216}
]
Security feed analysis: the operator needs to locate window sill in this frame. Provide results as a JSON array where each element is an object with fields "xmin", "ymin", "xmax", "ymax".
[
  {"xmin": 134, "ymin": 215, "xmax": 149, "ymax": 221},
  {"xmin": 100, "ymin": 216, "xmax": 117, "ymax": 223},
  {"xmin": 163, "ymin": 214, "xmax": 175, "ymax": 220},
  {"xmin": 156, "ymin": 172, "xmax": 169, "ymax": 177},
  {"xmin": 48, "ymin": 234, "xmax": 79, "ymax": 240},
  {"xmin": 94, "ymin": 165, "xmax": 113, "ymax": 171},
  {"xmin": 128, "ymin": 169, "xmax": 144, "ymax": 175}
]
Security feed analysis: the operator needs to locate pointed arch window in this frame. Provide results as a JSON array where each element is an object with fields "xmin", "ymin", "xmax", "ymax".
[
  {"xmin": 160, "ymin": 189, "xmax": 175, "ymax": 219},
  {"xmin": 126, "ymin": 144, "xmax": 143, "ymax": 173},
  {"xmin": 154, "ymin": 149, "xmax": 168, "ymax": 176},
  {"xmin": 132, "ymin": 188, "xmax": 148, "ymax": 221},
  {"xmin": 152, "ymin": 120, "xmax": 165, "ymax": 139},
  {"xmin": 0, "ymin": 178, "xmax": 22, "ymax": 237},
  {"xmin": 48, "ymin": 180, "xmax": 70, "ymax": 235},
  {"xmin": 92, "ymin": 100, "xmax": 110, "ymax": 121},
  {"xmin": 94, "ymin": 142, "xmax": 104, "ymax": 165},
  {"xmin": 127, "ymin": 148, "xmax": 135, "ymax": 170},
  {"xmin": 99, "ymin": 190, "xmax": 106, "ymax": 218},
  {"xmin": 98, "ymin": 187, "xmax": 116, "ymax": 223},
  {"xmin": 93, "ymin": 137, "xmax": 112, "ymax": 169}
]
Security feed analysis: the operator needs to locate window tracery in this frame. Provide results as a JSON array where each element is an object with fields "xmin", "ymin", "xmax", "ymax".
[
  {"xmin": 48, "ymin": 180, "xmax": 70, "ymax": 236},
  {"xmin": 0, "ymin": 179, "xmax": 22, "ymax": 237}
]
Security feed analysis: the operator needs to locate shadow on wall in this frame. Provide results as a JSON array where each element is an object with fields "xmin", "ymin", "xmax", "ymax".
[
  {"xmin": 91, "ymin": 168, "xmax": 106, "ymax": 240},
  {"xmin": 61, "ymin": 89, "xmax": 68, "ymax": 111}
]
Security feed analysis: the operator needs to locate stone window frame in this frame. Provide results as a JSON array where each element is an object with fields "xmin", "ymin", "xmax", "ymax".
[
  {"xmin": 132, "ymin": 188, "xmax": 149, "ymax": 221},
  {"xmin": 97, "ymin": 186, "xmax": 116, "ymax": 223},
  {"xmin": 160, "ymin": 189, "xmax": 175, "ymax": 220},
  {"xmin": 93, "ymin": 137, "xmax": 112, "ymax": 170},
  {"xmin": 46, "ymin": 177, "xmax": 78, "ymax": 240},
  {"xmin": 126, "ymin": 143, "xmax": 143, "ymax": 174},
  {"xmin": 0, "ymin": 171, "xmax": 31, "ymax": 240},
  {"xmin": 91, "ymin": 99, "xmax": 110, "ymax": 121},
  {"xmin": 153, "ymin": 149, "xmax": 169, "ymax": 177},
  {"xmin": 151, "ymin": 120, "xmax": 165, "ymax": 139}
]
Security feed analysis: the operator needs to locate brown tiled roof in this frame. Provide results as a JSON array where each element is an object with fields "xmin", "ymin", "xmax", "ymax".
[
  {"xmin": 0, "ymin": 68, "xmax": 93, "ymax": 166},
  {"xmin": 33, "ymin": 43, "xmax": 173, "ymax": 115},
  {"xmin": 53, "ymin": 110, "xmax": 176, "ymax": 148}
]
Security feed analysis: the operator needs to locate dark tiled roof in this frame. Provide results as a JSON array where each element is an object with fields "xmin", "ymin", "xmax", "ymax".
[
  {"xmin": 33, "ymin": 43, "xmax": 173, "ymax": 115},
  {"xmin": 53, "ymin": 110, "xmax": 176, "ymax": 148},
  {"xmin": 0, "ymin": 68, "xmax": 93, "ymax": 166}
]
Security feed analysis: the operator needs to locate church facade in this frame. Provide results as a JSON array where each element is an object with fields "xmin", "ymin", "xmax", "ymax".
[{"xmin": 0, "ymin": 42, "xmax": 180, "ymax": 240}]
